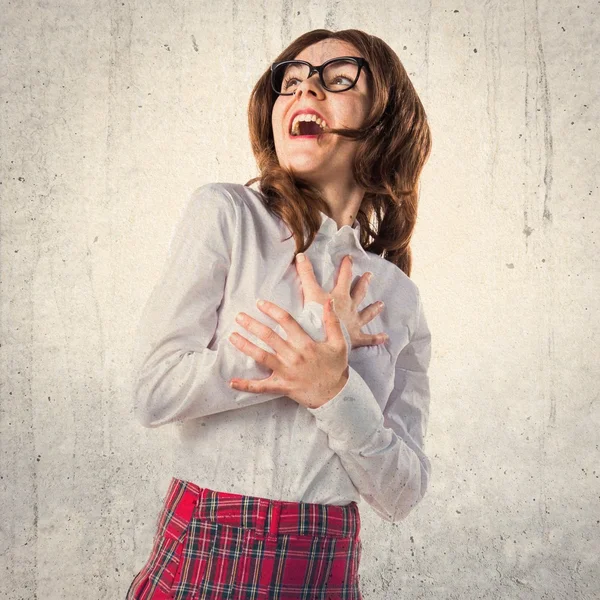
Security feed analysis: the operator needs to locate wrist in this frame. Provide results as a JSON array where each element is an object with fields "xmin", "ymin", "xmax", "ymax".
[{"xmin": 320, "ymin": 366, "xmax": 349, "ymax": 407}]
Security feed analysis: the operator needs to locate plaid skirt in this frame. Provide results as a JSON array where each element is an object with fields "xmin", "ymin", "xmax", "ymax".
[{"xmin": 126, "ymin": 477, "xmax": 363, "ymax": 600}]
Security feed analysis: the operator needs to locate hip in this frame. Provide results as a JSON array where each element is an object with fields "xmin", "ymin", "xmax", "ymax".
[{"xmin": 126, "ymin": 477, "xmax": 363, "ymax": 599}]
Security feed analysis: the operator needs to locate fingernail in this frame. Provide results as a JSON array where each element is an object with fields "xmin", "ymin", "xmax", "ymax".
[
  {"xmin": 366, "ymin": 272, "xmax": 373, "ymax": 282},
  {"xmin": 257, "ymin": 299, "xmax": 265, "ymax": 307},
  {"xmin": 296, "ymin": 253, "xmax": 306, "ymax": 262},
  {"xmin": 378, "ymin": 301, "xmax": 384, "ymax": 308},
  {"xmin": 347, "ymin": 254, "xmax": 353, "ymax": 264}
]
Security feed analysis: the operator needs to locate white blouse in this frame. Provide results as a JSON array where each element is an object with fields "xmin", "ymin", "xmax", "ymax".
[{"xmin": 132, "ymin": 181, "xmax": 432, "ymax": 523}]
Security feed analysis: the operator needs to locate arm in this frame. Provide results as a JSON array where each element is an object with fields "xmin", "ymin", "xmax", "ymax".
[
  {"xmin": 132, "ymin": 184, "xmax": 273, "ymax": 427},
  {"xmin": 306, "ymin": 291, "xmax": 432, "ymax": 523},
  {"xmin": 132, "ymin": 184, "xmax": 350, "ymax": 428}
]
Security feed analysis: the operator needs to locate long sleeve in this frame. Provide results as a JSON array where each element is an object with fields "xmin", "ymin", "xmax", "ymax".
[
  {"xmin": 132, "ymin": 184, "xmax": 352, "ymax": 428},
  {"xmin": 132, "ymin": 184, "xmax": 274, "ymax": 427},
  {"xmin": 306, "ymin": 291, "xmax": 432, "ymax": 523}
]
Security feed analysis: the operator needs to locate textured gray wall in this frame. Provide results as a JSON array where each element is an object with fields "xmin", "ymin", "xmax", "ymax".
[{"xmin": 1, "ymin": 0, "xmax": 598, "ymax": 598}]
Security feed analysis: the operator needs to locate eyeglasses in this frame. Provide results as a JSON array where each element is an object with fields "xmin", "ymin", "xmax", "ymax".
[{"xmin": 270, "ymin": 56, "xmax": 369, "ymax": 96}]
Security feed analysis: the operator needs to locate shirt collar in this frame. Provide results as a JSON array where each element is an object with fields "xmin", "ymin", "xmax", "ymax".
[
  {"xmin": 317, "ymin": 209, "xmax": 370, "ymax": 261},
  {"xmin": 248, "ymin": 181, "xmax": 370, "ymax": 261}
]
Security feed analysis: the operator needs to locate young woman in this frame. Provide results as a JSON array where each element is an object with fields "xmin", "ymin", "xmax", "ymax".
[{"xmin": 127, "ymin": 28, "xmax": 432, "ymax": 600}]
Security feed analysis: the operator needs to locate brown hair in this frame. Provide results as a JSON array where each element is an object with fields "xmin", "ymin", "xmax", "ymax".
[{"xmin": 245, "ymin": 28, "xmax": 432, "ymax": 277}]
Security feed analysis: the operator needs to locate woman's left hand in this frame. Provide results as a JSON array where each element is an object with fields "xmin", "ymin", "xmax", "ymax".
[{"xmin": 228, "ymin": 297, "xmax": 349, "ymax": 409}]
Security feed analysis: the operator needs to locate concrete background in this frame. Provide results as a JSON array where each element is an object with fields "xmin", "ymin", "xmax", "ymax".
[{"xmin": 1, "ymin": 0, "xmax": 598, "ymax": 598}]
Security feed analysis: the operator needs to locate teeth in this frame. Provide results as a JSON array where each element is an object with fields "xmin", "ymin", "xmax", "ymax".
[{"xmin": 290, "ymin": 113, "xmax": 328, "ymax": 136}]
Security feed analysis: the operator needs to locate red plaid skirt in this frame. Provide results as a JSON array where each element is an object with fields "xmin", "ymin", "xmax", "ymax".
[{"xmin": 126, "ymin": 477, "xmax": 363, "ymax": 599}]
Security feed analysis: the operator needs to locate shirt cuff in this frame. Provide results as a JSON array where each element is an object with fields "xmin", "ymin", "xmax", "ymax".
[{"xmin": 306, "ymin": 365, "xmax": 384, "ymax": 450}]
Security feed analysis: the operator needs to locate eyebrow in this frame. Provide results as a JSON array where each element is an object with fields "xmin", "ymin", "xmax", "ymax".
[{"xmin": 292, "ymin": 56, "xmax": 362, "ymax": 63}]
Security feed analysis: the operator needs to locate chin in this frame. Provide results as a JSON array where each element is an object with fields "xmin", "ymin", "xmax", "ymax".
[
  {"xmin": 287, "ymin": 167, "xmax": 328, "ymax": 185},
  {"xmin": 285, "ymin": 153, "xmax": 330, "ymax": 174}
]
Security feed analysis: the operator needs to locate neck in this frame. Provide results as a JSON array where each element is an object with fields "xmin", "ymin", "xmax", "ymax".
[{"xmin": 314, "ymin": 176, "xmax": 365, "ymax": 230}]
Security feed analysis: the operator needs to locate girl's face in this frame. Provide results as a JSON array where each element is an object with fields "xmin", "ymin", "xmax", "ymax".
[{"xmin": 271, "ymin": 39, "xmax": 371, "ymax": 187}]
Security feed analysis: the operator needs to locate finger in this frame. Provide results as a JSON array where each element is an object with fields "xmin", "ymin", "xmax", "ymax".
[
  {"xmin": 235, "ymin": 309, "xmax": 293, "ymax": 361},
  {"xmin": 228, "ymin": 331, "xmax": 280, "ymax": 372},
  {"xmin": 333, "ymin": 254, "xmax": 354, "ymax": 296},
  {"xmin": 256, "ymin": 299, "xmax": 315, "ymax": 355},
  {"xmin": 294, "ymin": 252, "xmax": 325, "ymax": 304},
  {"xmin": 358, "ymin": 300, "xmax": 385, "ymax": 326},
  {"xmin": 230, "ymin": 372, "xmax": 288, "ymax": 395},
  {"xmin": 351, "ymin": 271, "xmax": 373, "ymax": 306},
  {"xmin": 355, "ymin": 331, "xmax": 389, "ymax": 348},
  {"xmin": 324, "ymin": 298, "xmax": 345, "ymax": 348}
]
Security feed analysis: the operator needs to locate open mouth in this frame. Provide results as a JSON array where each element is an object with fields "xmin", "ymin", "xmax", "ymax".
[
  {"xmin": 291, "ymin": 121, "xmax": 324, "ymax": 136},
  {"xmin": 289, "ymin": 114, "xmax": 329, "ymax": 137}
]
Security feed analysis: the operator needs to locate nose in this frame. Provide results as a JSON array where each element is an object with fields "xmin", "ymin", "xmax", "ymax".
[{"xmin": 294, "ymin": 72, "xmax": 326, "ymax": 99}]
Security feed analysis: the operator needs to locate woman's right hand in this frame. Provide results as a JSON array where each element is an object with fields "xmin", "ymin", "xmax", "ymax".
[{"xmin": 294, "ymin": 252, "xmax": 389, "ymax": 350}]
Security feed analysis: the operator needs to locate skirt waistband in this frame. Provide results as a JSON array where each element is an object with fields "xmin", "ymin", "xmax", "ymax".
[{"xmin": 157, "ymin": 477, "xmax": 361, "ymax": 543}]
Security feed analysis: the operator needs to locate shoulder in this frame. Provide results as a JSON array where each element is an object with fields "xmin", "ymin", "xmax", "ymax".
[
  {"xmin": 194, "ymin": 181, "xmax": 288, "ymax": 238},
  {"xmin": 188, "ymin": 182, "xmax": 267, "ymax": 215},
  {"xmin": 370, "ymin": 253, "xmax": 424, "ymax": 337},
  {"xmin": 374, "ymin": 252, "xmax": 421, "ymax": 301},
  {"xmin": 184, "ymin": 182, "xmax": 253, "ymax": 227},
  {"xmin": 188, "ymin": 182, "xmax": 243, "ymax": 209},
  {"xmin": 396, "ymin": 264, "xmax": 421, "ymax": 301},
  {"xmin": 186, "ymin": 182, "xmax": 283, "ymax": 242},
  {"xmin": 173, "ymin": 183, "xmax": 245, "ymax": 243}
]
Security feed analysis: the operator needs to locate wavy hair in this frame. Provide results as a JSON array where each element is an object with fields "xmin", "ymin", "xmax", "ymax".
[{"xmin": 245, "ymin": 28, "xmax": 431, "ymax": 276}]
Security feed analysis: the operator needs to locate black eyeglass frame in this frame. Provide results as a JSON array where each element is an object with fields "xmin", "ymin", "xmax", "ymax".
[{"xmin": 270, "ymin": 56, "xmax": 370, "ymax": 96}]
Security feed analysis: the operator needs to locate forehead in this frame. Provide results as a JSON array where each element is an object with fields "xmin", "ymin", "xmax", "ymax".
[{"xmin": 293, "ymin": 39, "xmax": 361, "ymax": 64}]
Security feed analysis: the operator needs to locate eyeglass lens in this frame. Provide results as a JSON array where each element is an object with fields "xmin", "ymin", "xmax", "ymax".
[{"xmin": 273, "ymin": 59, "xmax": 360, "ymax": 94}]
